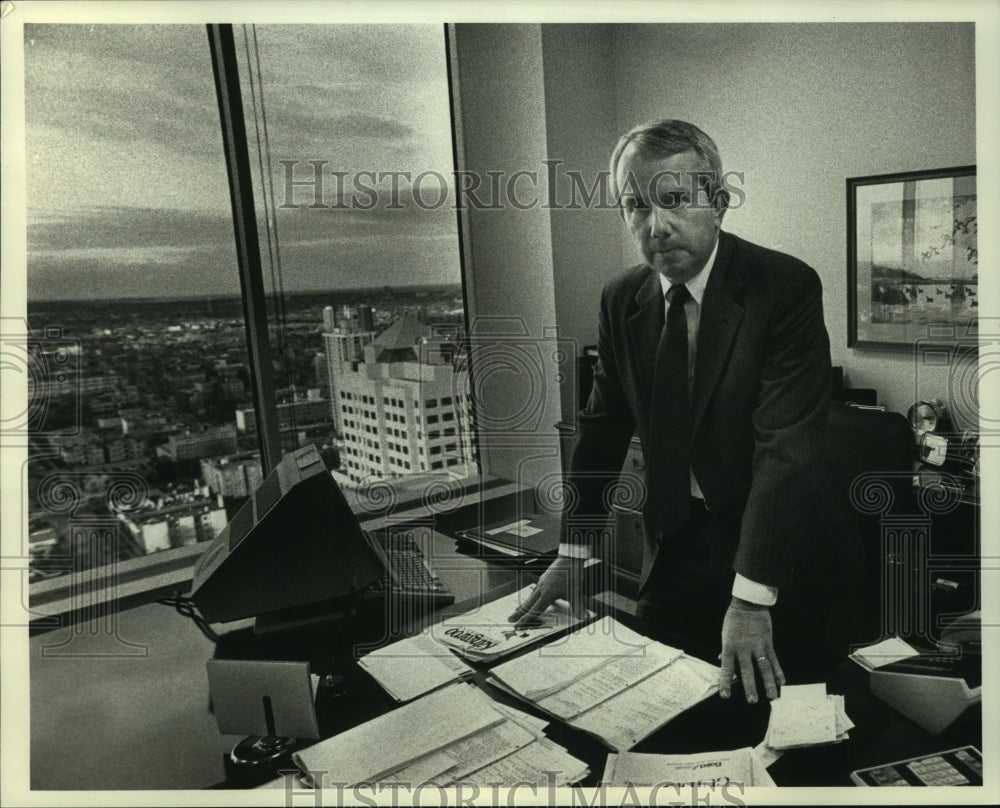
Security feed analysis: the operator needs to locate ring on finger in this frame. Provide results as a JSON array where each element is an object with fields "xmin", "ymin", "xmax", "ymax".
[{"xmin": 755, "ymin": 655, "xmax": 768, "ymax": 664}]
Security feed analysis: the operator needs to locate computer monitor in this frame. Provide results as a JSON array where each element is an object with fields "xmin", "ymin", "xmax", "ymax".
[{"xmin": 190, "ymin": 445, "xmax": 384, "ymax": 625}]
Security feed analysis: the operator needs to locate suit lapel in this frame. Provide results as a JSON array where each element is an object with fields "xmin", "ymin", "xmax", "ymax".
[
  {"xmin": 692, "ymin": 233, "xmax": 745, "ymax": 436},
  {"xmin": 627, "ymin": 268, "xmax": 664, "ymax": 421}
]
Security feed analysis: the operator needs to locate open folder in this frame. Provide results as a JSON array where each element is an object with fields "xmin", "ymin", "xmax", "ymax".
[
  {"xmin": 487, "ymin": 616, "xmax": 720, "ymax": 752},
  {"xmin": 454, "ymin": 512, "xmax": 561, "ymax": 562}
]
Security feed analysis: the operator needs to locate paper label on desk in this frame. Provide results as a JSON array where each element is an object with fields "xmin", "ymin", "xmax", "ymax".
[
  {"xmin": 603, "ymin": 748, "xmax": 758, "ymax": 788},
  {"xmin": 430, "ymin": 586, "xmax": 593, "ymax": 662},
  {"xmin": 849, "ymin": 637, "xmax": 920, "ymax": 670},
  {"xmin": 485, "ymin": 519, "xmax": 544, "ymax": 538}
]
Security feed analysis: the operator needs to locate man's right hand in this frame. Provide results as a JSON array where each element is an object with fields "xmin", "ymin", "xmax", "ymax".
[{"xmin": 507, "ymin": 555, "xmax": 588, "ymax": 628}]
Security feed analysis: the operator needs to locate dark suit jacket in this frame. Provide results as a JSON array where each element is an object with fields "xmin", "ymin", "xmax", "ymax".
[{"xmin": 566, "ymin": 231, "xmax": 854, "ymax": 608}]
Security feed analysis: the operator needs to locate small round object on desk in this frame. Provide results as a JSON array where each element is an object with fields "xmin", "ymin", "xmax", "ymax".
[{"xmin": 908, "ymin": 399, "xmax": 948, "ymax": 435}]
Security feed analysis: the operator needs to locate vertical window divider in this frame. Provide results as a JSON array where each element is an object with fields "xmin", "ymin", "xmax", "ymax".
[{"xmin": 206, "ymin": 23, "xmax": 281, "ymax": 474}]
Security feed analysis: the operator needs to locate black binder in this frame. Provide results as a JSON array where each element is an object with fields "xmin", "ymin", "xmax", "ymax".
[{"xmin": 454, "ymin": 512, "xmax": 561, "ymax": 564}]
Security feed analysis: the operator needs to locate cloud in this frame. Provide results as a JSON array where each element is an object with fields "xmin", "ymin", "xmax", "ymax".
[
  {"xmin": 330, "ymin": 114, "xmax": 414, "ymax": 140},
  {"xmin": 27, "ymin": 207, "xmax": 235, "ymax": 255},
  {"xmin": 25, "ymin": 203, "xmax": 461, "ymax": 300}
]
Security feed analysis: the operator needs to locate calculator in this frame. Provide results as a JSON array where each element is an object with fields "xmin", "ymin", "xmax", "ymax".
[{"xmin": 850, "ymin": 746, "xmax": 982, "ymax": 786}]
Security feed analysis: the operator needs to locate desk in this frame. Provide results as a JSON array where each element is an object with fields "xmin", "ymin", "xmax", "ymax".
[{"xmin": 214, "ymin": 570, "xmax": 982, "ymax": 790}]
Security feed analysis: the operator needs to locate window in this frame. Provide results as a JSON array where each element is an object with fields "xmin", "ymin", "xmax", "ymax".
[
  {"xmin": 23, "ymin": 25, "xmax": 246, "ymax": 597},
  {"xmin": 22, "ymin": 22, "xmax": 474, "ymax": 624}
]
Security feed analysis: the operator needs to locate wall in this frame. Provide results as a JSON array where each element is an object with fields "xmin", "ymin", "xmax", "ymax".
[
  {"xmin": 544, "ymin": 22, "xmax": 977, "ymax": 424},
  {"xmin": 450, "ymin": 25, "xmax": 564, "ymax": 488},
  {"xmin": 540, "ymin": 25, "xmax": 623, "ymax": 424}
]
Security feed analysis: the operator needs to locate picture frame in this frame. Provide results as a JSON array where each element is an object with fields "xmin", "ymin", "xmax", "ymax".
[{"xmin": 847, "ymin": 165, "xmax": 977, "ymax": 350}]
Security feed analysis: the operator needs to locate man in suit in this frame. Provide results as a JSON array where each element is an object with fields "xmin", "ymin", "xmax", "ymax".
[{"xmin": 511, "ymin": 119, "xmax": 856, "ymax": 703}]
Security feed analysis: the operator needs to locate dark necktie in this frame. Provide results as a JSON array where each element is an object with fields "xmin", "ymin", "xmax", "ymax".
[{"xmin": 648, "ymin": 283, "xmax": 691, "ymax": 536}]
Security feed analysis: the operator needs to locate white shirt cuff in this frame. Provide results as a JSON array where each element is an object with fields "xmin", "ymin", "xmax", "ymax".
[
  {"xmin": 731, "ymin": 573, "xmax": 778, "ymax": 606},
  {"xmin": 557, "ymin": 543, "xmax": 592, "ymax": 560}
]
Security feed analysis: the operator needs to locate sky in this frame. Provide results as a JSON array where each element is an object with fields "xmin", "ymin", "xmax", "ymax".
[{"xmin": 24, "ymin": 24, "xmax": 462, "ymax": 300}]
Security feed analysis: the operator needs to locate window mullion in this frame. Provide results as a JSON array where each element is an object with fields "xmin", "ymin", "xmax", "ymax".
[{"xmin": 206, "ymin": 23, "xmax": 281, "ymax": 474}]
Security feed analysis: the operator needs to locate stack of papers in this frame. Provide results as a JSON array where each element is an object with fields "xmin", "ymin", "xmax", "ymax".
[
  {"xmin": 603, "ymin": 748, "xmax": 776, "ymax": 788},
  {"xmin": 848, "ymin": 637, "xmax": 920, "ymax": 671},
  {"xmin": 487, "ymin": 616, "xmax": 720, "ymax": 751},
  {"xmin": 759, "ymin": 684, "xmax": 854, "ymax": 756},
  {"xmin": 357, "ymin": 587, "xmax": 593, "ymax": 702},
  {"xmin": 430, "ymin": 586, "xmax": 594, "ymax": 664},
  {"xmin": 357, "ymin": 631, "xmax": 475, "ymax": 702},
  {"xmin": 292, "ymin": 682, "xmax": 588, "ymax": 788}
]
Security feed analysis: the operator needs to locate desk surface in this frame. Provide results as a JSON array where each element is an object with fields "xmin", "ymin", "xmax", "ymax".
[{"xmin": 217, "ymin": 546, "xmax": 983, "ymax": 790}]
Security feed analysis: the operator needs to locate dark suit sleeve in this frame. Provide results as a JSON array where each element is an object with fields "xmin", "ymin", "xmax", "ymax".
[
  {"xmin": 734, "ymin": 265, "xmax": 831, "ymax": 587},
  {"xmin": 563, "ymin": 284, "xmax": 636, "ymax": 547}
]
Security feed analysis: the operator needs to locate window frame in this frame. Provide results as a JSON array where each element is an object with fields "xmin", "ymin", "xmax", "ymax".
[{"xmin": 26, "ymin": 22, "xmax": 476, "ymax": 633}]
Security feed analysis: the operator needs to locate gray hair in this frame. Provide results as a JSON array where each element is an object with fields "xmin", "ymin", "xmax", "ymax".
[{"xmin": 609, "ymin": 119, "xmax": 728, "ymax": 209}]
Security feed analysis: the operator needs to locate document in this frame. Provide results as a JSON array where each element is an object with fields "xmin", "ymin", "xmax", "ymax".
[
  {"xmin": 849, "ymin": 637, "xmax": 920, "ymax": 671},
  {"xmin": 294, "ymin": 682, "xmax": 589, "ymax": 789},
  {"xmin": 603, "ymin": 747, "xmax": 776, "ymax": 788},
  {"xmin": 762, "ymin": 684, "xmax": 853, "ymax": 752},
  {"xmin": 293, "ymin": 683, "xmax": 502, "ymax": 784},
  {"xmin": 488, "ymin": 616, "xmax": 719, "ymax": 751},
  {"xmin": 567, "ymin": 656, "xmax": 718, "ymax": 752},
  {"xmin": 358, "ymin": 631, "xmax": 474, "ymax": 702},
  {"xmin": 536, "ymin": 640, "xmax": 681, "ymax": 719},
  {"xmin": 488, "ymin": 616, "xmax": 658, "ymax": 701},
  {"xmin": 359, "ymin": 587, "xmax": 592, "ymax": 702},
  {"xmin": 430, "ymin": 721, "xmax": 538, "ymax": 784},
  {"xmin": 429, "ymin": 586, "xmax": 594, "ymax": 663},
  {"xmin": 459, "ymin": 739, "xmax": 590, "ymax": 788}
]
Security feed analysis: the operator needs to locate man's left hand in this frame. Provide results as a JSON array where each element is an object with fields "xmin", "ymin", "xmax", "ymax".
[{"xmin": 718, "ymin": 597, "xmax": 785, "ymax": 703}]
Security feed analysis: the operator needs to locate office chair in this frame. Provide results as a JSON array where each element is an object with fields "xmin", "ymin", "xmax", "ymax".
[{"xmin": 823, "ymin": 400, "xmax": 916, "ymax": 650}]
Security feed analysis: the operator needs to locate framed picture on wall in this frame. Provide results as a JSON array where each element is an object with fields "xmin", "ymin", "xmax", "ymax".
[{"xmin": 847, "ymin": 165, "xmax": 977, "ymax": 350}]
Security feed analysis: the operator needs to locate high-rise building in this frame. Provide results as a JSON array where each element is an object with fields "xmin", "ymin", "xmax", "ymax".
[
  {"xmin": 234, "ymin": 396, "xmax": 332, "ymax": 434},
  {"xmin": 161, "ymin": 424, "xmax": 238, "ymax": 462},
  {"xmin": 326, "ymin": 313, "xmax": 476, "ymax": 484},
  {"xmin": 322, "ymin": 304, "xmax": 376, "ymax": 432},
  {"xmin": 200, "ymin": 452, "xmax": 265, "ymax": 498}
]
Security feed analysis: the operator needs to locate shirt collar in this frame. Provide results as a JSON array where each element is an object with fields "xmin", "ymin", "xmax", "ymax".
[{"xmin": 657, "ymin": 236, "xmax": 719, "ymax": 306}]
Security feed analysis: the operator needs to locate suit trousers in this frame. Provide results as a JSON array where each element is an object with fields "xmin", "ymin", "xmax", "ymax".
[{"xmin": 635, "ymin": 499, "xmax": 842, "ymax": 684}]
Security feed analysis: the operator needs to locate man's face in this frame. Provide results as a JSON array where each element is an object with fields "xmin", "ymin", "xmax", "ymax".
[{"xmin": 616, "ymin": 145, "xmax": 724, "ymax": 284}]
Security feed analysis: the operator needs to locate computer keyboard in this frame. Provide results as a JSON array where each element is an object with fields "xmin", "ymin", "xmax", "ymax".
[{"xmin": 365, "ymin": 528, "xmax": 455, "ymax": 608}]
